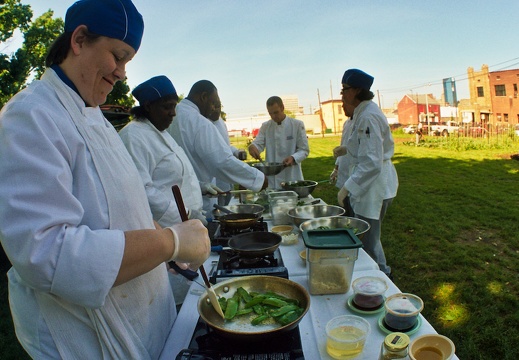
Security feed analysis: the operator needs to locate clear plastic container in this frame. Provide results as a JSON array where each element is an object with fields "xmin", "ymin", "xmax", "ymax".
[
  {"xmin": 302, "ymin": 228, "xmax": 362, "ymax": 295},
  {"xmin": 268, "ymin": 191, "xmax": 298, "ymax": 225},
  {"xmin": 384, "ymin": 293, "xmax": 424, "ymax": 331},
  {"xmin": 326, "ymin": 315, "xmax": 370, "ymax": 359},
  {"xmin": 352, "ymin": 276, "xmax": 388, "ymax": 310}
]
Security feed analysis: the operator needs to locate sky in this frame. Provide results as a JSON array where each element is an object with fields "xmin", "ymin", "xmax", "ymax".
[{"xmin": 20, "ymin": 1, "xmax": 519, "ymax": 119}]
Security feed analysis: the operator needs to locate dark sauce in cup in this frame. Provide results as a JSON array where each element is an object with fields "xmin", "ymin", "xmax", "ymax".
[
  {"xmin": 353, "ymin": 293, "xmax": 384, "ymax": 310},
  {"xmin": 384, "ymin": 309, "xmax": 418, "ymax": 331}
]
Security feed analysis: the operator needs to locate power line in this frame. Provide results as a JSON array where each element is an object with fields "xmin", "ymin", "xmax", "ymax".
[{"xmin": 380, "ymin": 57, "xmax": 519, "ymax": 95}]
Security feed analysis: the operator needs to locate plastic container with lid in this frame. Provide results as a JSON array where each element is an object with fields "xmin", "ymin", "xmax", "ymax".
[
  {"xmin": 268, "ymin": 191, "xmax": 298, "ymax": 225},
  {"xmin": 384, "ymin": 293, "xmax": 424, "ymax": 331},
  {"xmin": 352, "ymin": 276, "xmax": 388, "ymax": 311},
  {"xmin": 302, "ymin": 228, "xmax": 362, "ymax": 295},
  {"xmin": 379, "ymin": 332, "xmax": 410, "ymax": 360}
]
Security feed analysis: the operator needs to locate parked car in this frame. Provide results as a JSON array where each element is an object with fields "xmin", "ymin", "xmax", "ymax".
[{"xmin": 403, "ymin": 125, "xmax": 417, "ymax": 134}]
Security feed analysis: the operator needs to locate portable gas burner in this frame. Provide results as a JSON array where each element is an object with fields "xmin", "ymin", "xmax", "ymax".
[
  {"xmin": 208, "ymin": 218, "xmax": 269, "ymax": 247},
  {"xmin": 175, "ymin": 317, "xmax": 305, "ymax": 360},
  {"xmin": 209, "ymin": 248, "xmax": 288, "ymax": 284}
]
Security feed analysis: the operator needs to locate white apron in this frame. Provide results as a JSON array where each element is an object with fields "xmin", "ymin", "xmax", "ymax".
[{"xmin": 34, "ymin": 72, "xmax": 174, "ymax": 359}]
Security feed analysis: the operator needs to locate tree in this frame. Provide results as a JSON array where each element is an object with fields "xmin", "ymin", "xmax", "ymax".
[
  {"xmin": 0, "ymin": 1, "xmax": 63, "ymax": 107},
  {"xmin": 106, "ymin": 80, "xmax": 134, "ymax": 108}
]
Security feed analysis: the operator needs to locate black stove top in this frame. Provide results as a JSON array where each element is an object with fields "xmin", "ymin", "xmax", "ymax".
[
  {"xmin": 209, "ymin": 248, "xmax": 288, "ymax": 284},
  {"xmin": 206, "ymin": 221, "xmax": 288, "ymax": 284},
  {"xmin": 175, "ymin": 317, "xmax": 305, "ymax": 360},
  {"xmin": 208, "ymin": 219, "xmax": 269, "ymax": 247}
]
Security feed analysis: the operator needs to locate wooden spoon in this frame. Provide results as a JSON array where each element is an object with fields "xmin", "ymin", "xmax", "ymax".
[{"xmin": 171, "ymin": 185, "xmax": 225, "ymax": 319}]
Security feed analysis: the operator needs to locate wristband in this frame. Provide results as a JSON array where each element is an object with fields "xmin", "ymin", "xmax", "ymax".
[{"xmin": 167, "ymin": 226, "xmax": 180, "ymax": 261}]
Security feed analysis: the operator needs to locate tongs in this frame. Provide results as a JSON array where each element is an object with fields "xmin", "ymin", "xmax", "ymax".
[{"xmin": 171, "ymin": 185, "xmax": 225, "ymax": 319}]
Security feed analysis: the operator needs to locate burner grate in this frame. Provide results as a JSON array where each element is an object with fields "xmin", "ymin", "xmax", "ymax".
[{"xmin": 175, "ymin": 317, "xmax": 305, "ymax": 359}]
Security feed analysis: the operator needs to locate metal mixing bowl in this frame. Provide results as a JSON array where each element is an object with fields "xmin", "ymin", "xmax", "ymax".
[
  {"xmin": 287, "ymin": 204, "xmax": 345, "ymax": 226},
  {"xmin": 299, "ymin": 216, "xmax": 370, "ymax": 239},
  {"xmin": 252, "ymin": 162, "xmax": 285, "ymax": 176},
  {"xmin": 280, "ymin": 180, "xmax": 318, "ymax": 198}
]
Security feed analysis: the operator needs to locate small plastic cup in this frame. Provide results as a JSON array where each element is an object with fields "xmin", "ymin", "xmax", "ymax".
[
  {"xmin": 325, "ymin": 315, "xmax": 370, "ymax": 359},
  {"xmin": 384, "ymin": 293, "xmax": 424, "ymax": 331},
  {"xmin": 352, "ymin": 276, "xmax": 388, "ymax": 310},
  {"xmin": 409, "ymin": 334, "xmax": 455, "ymax": 360}
]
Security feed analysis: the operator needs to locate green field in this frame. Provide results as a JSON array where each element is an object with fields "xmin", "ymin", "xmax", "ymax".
[{"xmin": 1, "ymin": 132, "xmax": 519, "ymax": 359}]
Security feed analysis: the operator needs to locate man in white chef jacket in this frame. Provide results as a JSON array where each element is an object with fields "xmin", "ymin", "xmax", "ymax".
[
  {"xmin": 336, "ymin": 68, "xmax": 398, "ymax": 278},
  {"xmin": 167, "ymin": 80, "xmax": 268, "ymax": 213},
  {"xmin": 208, "ymin": 101, "xmax": 247, "ymax": 205},
  {"xmin": 248, "ymin": 96, "xmax": 309, "ymax": 189}
]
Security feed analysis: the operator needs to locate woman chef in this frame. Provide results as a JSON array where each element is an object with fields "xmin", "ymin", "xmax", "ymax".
[
  {"xmin": 119, "ymin": 75, "xmax": 207, "ymax": 306},
  {"xmin": 119, "ymin": 75, "xmax": 207, "ymax": 227},
  {"xmin": 336, "ymin": 68, "xmax": 398, "ymax": 278},
  {"xmin": 0, "ymin": 1, "xmax": 210, "ymax": 358}
]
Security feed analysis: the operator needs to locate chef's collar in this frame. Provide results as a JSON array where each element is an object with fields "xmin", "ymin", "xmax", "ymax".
[{"xmin": 51, "ymin": 64, "xmax": 81, "ymax": 98}]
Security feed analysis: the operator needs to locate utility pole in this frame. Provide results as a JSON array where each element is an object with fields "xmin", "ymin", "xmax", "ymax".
[
  {"xmin": 317, "ymin": 89, "xmax": 325, "ymax": 138},
  {"xmin": 425, "ymin": 84, "xmax": 430, "ymax": 135},
  {"xmin": 330, "ymin": 80, "xmax": 337, "ymax": 134}
]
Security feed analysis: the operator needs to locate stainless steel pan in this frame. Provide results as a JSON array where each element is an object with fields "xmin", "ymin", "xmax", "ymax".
[
  {"xmin": 198, "ymin": 275, "xmax": 310, "ymax": 340},
  {"xmin": 218, "ymin": 213, "xmax": 259, "ymax": 230}
]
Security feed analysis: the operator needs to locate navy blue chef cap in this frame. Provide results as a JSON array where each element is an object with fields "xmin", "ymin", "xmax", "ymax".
[
  {"xmin": 132, "ymin": 76, "xmax": 177, "ymax": 104},
  {"xmin": 341, "ymin": 69, "xmax": 374, "ymax": 91},
  {"xmin": 65, "ymin": 0, "xmax": 144, "ymax": 52}
]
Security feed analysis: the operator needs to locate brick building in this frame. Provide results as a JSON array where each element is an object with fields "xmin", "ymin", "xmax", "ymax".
[
  {"xmin": 397, "ymin": 94, "xmax": 441, "ymax": 126},
  {"xmin": 459, "ymin": 64, "xmax": 519, "ymax": 131}
]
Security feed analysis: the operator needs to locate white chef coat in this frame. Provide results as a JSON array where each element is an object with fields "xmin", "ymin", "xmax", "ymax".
[
  {"xmin": 335, "ymin": 118, "xmax": 355, "ymax": 189},
  {"xmin": 119, "ymin": 119, "xmax": 203, "ymax": 227},
  {"xmin": 343, "ymin": 100, "xmax": 399, "ymax": 219},
  {"xmin": 0, "ymin": 69, "xmax": 175, "ymax": 358},
  {"xmin": 167, "ymin": 99, "xmax": 264, "ymax": 213},
  {"xmin": 251, "ymin": 116, "xmax": 309, "ymax": 189},
  {"xmin": 213, "ymin": 118, "xmax": 238, "ymax": 192}
]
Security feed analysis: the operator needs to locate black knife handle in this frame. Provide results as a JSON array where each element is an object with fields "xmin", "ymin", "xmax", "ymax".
[{"xmin": 168, "ymin": 261, "xmax": 199, "ymax": 281}]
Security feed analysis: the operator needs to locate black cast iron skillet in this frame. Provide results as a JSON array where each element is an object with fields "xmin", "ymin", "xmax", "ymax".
[{"xmin": 227, "ymin": 231, "xmax": 281, "ymax": 258}]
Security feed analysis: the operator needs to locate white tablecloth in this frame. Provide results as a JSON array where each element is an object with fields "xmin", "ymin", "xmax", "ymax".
[
  {"xmin": 160, "ymin": 197, "xmax": 459, "ymax": 359},
  {"xmin": 161, "ymin": 261, "xmax": 458, "ymax": 359}
]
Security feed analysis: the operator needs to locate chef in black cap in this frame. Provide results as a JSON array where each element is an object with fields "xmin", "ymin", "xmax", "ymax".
[{"xmin": 335, "ymin": 68, "xmax": 399, "ymax": 279}]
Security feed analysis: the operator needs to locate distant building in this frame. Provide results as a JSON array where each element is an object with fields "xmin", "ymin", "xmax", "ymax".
[
  {"xmin": 458, "ymin": 64, "xmax": 519, "ymax": 131},
  {"xmin": 443, "ymin": 78, "xmax": 458, "ymax": 106},
  {"xmin": 320, "ymin": 99, "xmax": 346, "ymax": 134},
  {"xmin": 397, "ymin": 94, "xmax": 441, "ymax": 125},
  {"xmin": 280, "ymin": 95, "xmax": 302, "ymax": 115}
]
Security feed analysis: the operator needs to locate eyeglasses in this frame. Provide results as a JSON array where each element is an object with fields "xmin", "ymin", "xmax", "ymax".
[{"xmin": 341, "ymin": 86, "xmax": 352, "ymax": 95}]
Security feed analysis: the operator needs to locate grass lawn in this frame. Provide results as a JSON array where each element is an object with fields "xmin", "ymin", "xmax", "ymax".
[{"xmin": 1, "ymin": 132, "xmax": 518, "ymax": 359}]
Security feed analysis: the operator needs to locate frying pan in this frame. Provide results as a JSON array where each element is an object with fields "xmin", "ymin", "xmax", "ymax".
[
  {"xmin": 212, "ymin": 204, "xmax": 264, "ymax": 221},
  {"xmin": 218, "ymin": 213, "xmax": 259, "ymax": 230},
  {"xmin": 228, "ymin": 231, "xmax": 282, "ymax": 258},
  {"xmin": 198, "ymin": 275, "xmax": 310, "ymax": 340}
]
